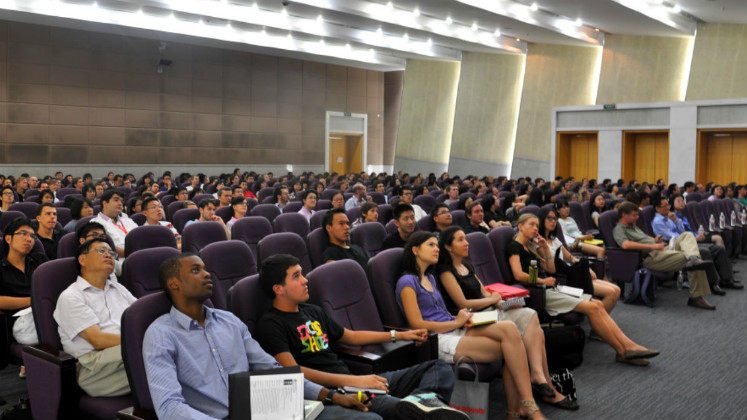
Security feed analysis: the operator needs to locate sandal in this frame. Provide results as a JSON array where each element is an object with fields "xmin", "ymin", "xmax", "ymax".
[
  {"xmin": 520, "ymin": 400, "xmax": 545, "ymax": 420},
  {"xmin": 506, "ymin": 410, "xmax": 522, "ymax": 420}
]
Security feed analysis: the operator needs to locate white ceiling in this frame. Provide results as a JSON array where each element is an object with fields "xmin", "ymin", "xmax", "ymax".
[{"xmin": 0, "ymin": 0, "xmax": 744, "ymax": 71}]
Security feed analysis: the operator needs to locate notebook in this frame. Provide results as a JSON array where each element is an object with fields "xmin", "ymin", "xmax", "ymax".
[
  {"xmin": 229, "ymin": 366, "xmax": 306, "ymax": 420},
  {"xmin": 484, "ymin": 282, "xmax": 530, "ymax": 309}
]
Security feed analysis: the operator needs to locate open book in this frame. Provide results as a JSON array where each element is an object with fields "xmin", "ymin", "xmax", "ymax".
[{"xmin": 469, "ymin": 310, "xmax": 498, "ymax": 326}]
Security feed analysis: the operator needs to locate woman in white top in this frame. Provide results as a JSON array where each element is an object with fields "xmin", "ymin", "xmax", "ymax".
[
  {"xmin": 555, "ymin": 199, "xmax": 605, "ymax": 260},
  {"xmin": 297, "ymin": 190, "xmax": 316, "ymax": 223}
]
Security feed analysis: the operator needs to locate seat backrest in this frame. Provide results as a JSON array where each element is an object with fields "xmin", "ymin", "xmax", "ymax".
[
  {"xmin": 274, "ymin": 213, "xmax": 310, "ymax": 238},
  {"xmin": 315, "ymin": 199, "xmax": 332, "ymax": 211},
  {"xmin": 451, "ymin": 210, "xmax": 467, "ymax": 228},
  {"xmin": 191, "ymin": 193, "xmax": 214, "ymax": 204},
  {"xmin": 226, "ymin": 274, "xmax": 268, "ymax": 334},
  {"xmin": 345, "ymin": 207, "xmax": 362, "ymax": 224},
  {"xmin": 258, "ymin": 232, "xmax": 312, "ymax": 273},
  {"xmin": 182, "ymin": 221, "xmax": 228, "ymax": 253},
  {"xmin": 171, "ymin": 208, "xmax": 200, "ymax": 234},
  {"xmin": 486, "ymin": 227, "xmax": 518, "ymax": 285},
  {"xmin": 377, "ymin": 204, "xmax": 392, "ymax": 224},
  {"xmin": 465, "ymin": 232, "xmax": 504, "ymax": 285},
  {"xmin": 637, "ymin": 205, "xmax": 656, "ymax": 236},
  {"xmin": 56, "ymin": 188, "xmax": 79, "ymax": 200},
  {"xmin": 578, "ymin": 201, "xmax": 595, "ymax": 232},
  {"xmin": 321, "ymin": 188, "xmax": 340, "ymax": 200},
  {"xmin": 256, "ymin": 187, "xmax": 276, "ymax": 202},
  {"xmin": 215, "ymin": 206, "xmax": 233, "ymax": 223},
  {"xmin": 686, "ymin": 192, "xmax": 702, "ymax": 203},
  {"xmin": 57, "ymin": 232, "xmax": 78, "ymax": 258},
  {"xmin": 369, "ymin": 192, "xmax": 386, "ymax": 205},
  {"xmin": 519, "ymin": 205, "xmax": 540, "ymax": 215},
  {"xmin": 0, "ymin": 210, "xmax": 25, "ymax": 232},
  {"xmin": 417, "ymin": 215, "xmax": 436, "ymax": 232},
  {"xmin": 122, "ymin": 247, "xmax": 181, "ymax": 298},
  {"xmin": 414, "ymin": 194, "xmax": 436, "ymax": 214},
  {"xmin": 121, "ymin": 292, "xmax": 172, "ymax": 412},
  {"xmin": 8, "ymin": 202, "xmax": 38, "ymax": 219},
  {"xmin": 74, "ymin": 215, "xmax": 95, "ymax": 233},
  {"xmin": 308, "ymin": 260, "xmax": 385, "ymax": 331},
  {"xmin": 309, "ymin": 209, "xmax": 328, "ymax": 231},
  {"xmin": 283, "ymin": 201, "xmax": 304, "ymax": 213},
  {"xmin": 124, "ymin": 224, "xmax": 178, "ymax": 257},
  {"xmin": 385, "ymin": 219, "xmax": 398, "ymax": 233},
  {"xmin": 568, "ymin": 201, "xmax": 586, "ymax": 231},
  {"xmin": 160, "ymin": 195, "xmax": 177, "ymax": 209},
  {"xmin": 306, "ymin": 227, "xmax": 328, "ymax": 268},
  {"xmin": 31, "ymin": 258, "xmax": 79, "ymax": 351},
  {"xmin": 366, "ymin": 248, "xmax": 408, "ymax": 328},
  {"xmin": 251, "ymin": 204, "xmax": 281, "ymax": 223},
  {"xmin": 350, "ymin": 222, "xmax": 387, "ymax": 257},
  {"xmin": 201, "ymin": 240, "xmax": 257, "ymax": 310},
  {"xmin": 598, "ymin": 210, "xmax": 621, "ymax": 248},
  {"xmin": 55, "ymin": 207, "xmax": 72, "ymax": 227},
  {"xmin": 166, "ymin": 200, "xmax": 185, "ymax": 222},
  {"xmin": 231, "ymin": 216, "xmax": 273, "ymax": 259}
]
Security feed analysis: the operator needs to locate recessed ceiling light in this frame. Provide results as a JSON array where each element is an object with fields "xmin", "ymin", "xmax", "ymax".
[
  {"xmin": 445, "ymin": 16, "xmax": 453, "ymax": 24},
  {"xmin": 529, "ymin": 3, "xmax": 538, "ymax": 12},
  {"xmin": 494, "ymin": 29, "xmax": 501, "ymax": 37},
  {"xmin": 386, "ymin": 2, "xmax": 393, "ymax": 10},
  {"xmin": 672, "ymin": 5, "xmax": 681, "ymax": 13},
  {"xmin": 413, "ymin": 7, "xmax": 420, "ymax": 16},
  {"xmin": 575, "ymin": 18, "xmax": 583, "ymax": 26},
  {"xmin": 471, "ymin": 22, "xmax": 478, "ymax": 31}
]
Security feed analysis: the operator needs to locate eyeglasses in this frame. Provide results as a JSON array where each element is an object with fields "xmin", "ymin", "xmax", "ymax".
[
  {"xmin": 546, "ymin": 216, "xmax": 557, "ymax": 221},
  {"xmin": 85, "ymin": 232, "xmax": 107, "ymax": 240},
  {"xmin": 2, "ymin": 192, "xmax": 14, "ymax": 196},
  {"xmin": 12, "ymin": 231, "xmax": 38, "ymax": 240},
  {"xmin": 436, "ymin": 210, "xmax": 451, "ymax": 216},
  {"xmin": 86, "ymin": 247, "xmax": 118, "ymax": 260},
  {"xmin": 402, "ymin": 192, "xmax": 412, "ymax": 196},
  {"xmin": 147, "ymin": 205, "xmax": 164, "ymax": 211}
]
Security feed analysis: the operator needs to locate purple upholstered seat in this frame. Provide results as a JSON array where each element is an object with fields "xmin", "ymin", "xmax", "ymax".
[
  {"xmin": 171, "ymin": 208, "xmax": 200, "ymax": 234},
  {"xmin": 306, "ymin": 227, "xmax": 328, "ymax": 269},
  {"xmin": 274, "ymin": 212, "xmax": 310, "ymax": 238},
  {"xmin": 122, "ymin": 247, "xmax": 181, "ymax": 298},
  {"xmin": 201, "ymin": 240, "xmax": 257, "ymax": 310},
  {"xmin": 8, "ymin": 202, "xmax": 38, "ymax": 219},
  {"xmin": 350, "ymin": 222, "xmax": 387, "ymax": 257},
  {"xmin": 315, "ymin": 199, "xmax": 332, "ymax": 211},
  {"xmin": 231, "ymin": 216, "xmax": 273, "ymax": 260},
  {"xmin": 256, "ymin": 187, "xmax": 275, "ymax": 203},
  {"xmin": 0, "ymin": 210, "xmax": 25, "ymax": 232},
  {"xmin": 251, "ymin": 204, "xmax": 281, "ymax": 223},
  {"xmin": 310, "ymin": 209, "xmax": 328, "ymax": 231},
  {"xmin": 56, "ymin": 207, "xmax": 72, "ymax": 227},
  {"xmin": 182, "ymin": 221, "xmax": 228, "ymax": 253},
  {"xmin": 166, "ymin": 200, "xmax": 185, "ymax": 222},
  {"xmin": 226, "ymin": 274, "xmax": 267, "ymax": 333},
  {"xmin": 321, "ymin": 189, "xmax": 340, "ymax": 200},
  {"xmin": 369, "ymin": 192, "xmax": 387, "ymax": 205},
  {"xmin": 520, "ymin": 205, "xmax": 540, "ymax": 215},
  {"xmin": 377, "ymin": 204, "xmax": 392, "ymax": 224},
  {"xmin": 124, "ymin": 224, "xmax": 178, "ymax": 257},
  {"xmin": 283, "ymin": 201, "xmax": 304, "ymax": 213},
  {"xmin": 414, "ymin": 194, "xmax": 437, "ymax": 214},
  {"xmin": 258, "ymin": 232, "xmax": 312, "ymax": 274},
  {"xmin": 215, "ymin": 206, "xmax": 233, "ymax": 223},
  {"xmin": 345, "ymin": 207, "xmax": 362, "ymax": 224}
]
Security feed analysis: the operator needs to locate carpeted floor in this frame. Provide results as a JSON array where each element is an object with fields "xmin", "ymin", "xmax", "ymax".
[{"xmin": 2, "ymin": 260, "xmax": 746, "ymax": 419}]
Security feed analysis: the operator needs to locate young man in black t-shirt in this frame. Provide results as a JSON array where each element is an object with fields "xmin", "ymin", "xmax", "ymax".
[
  {"xmin": 255, "ymin": 254, "xmax": 467, "ymax": 420},
  {"xmin": 320, "ymin": 208, "xmax": 369, "ymax": 269},
  {"xmin": 381, "ymin": 203, "xmax": 416, "ymax": 250}
]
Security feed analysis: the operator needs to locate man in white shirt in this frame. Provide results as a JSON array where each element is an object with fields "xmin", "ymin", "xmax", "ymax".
[
  {"xmin": 399, "ymin": 186, "xmax": 427, "ymax": 221},
  {"xmin": 53, "ymin": 238, "xmax": 136, "ymax": 397},
  {"xmin": 141, "ymin": 196, "xmax": 181, "ymax": 250},
  {"xmin": 92, "ymin": 189, "xmax": 138, "ymax": 258}
]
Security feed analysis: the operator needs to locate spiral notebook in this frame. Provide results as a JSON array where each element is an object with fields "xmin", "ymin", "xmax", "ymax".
[{"xmin": 484, "ymin": 282, "xmax": 529, "ymax": 309}]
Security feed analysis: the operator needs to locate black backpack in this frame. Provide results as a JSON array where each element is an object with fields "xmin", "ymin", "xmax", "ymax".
[
  {"xmin": 624, "ymin": 268, "xmax": 656, "ymax": 307},
  {"xmin": 543, "ymin": 323, "xmax": 586, "ymax": 369}
]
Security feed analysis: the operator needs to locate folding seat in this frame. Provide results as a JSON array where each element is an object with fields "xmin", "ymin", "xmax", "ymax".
[
  {"xmin": 458, "ymin": 192, "xmax": 476, "ymax": 201},
  {"xmin": 429, "ymin": 189, "xmax": 441, "ymax": 198},
  {"xmin": 314, "ymin": 199, "xmax": 332, "ymax": 211},
  {"xmin": 160, "ymin": 194, "xmax": 176, "ymax": 208},
  {"xmin": 385, "ymin": 219, "xmax": 397, "ymax": 233},
  {"xmin": 451, "ymin": 209, "xmax": 467, "ymax": 228},
  {"xmin": 309, "ymin": 209, "xmax": 328, "ymax": 231},
  {"xmin": 129, "ymin": 213, "xmax": 146, "ymax": 226},
  {"xmin": 519, "ymin": 205, "xmax": 540, "ymax": 215},
  {"xmin": 578, "ymin": 201, "xmax": 600, "ymax": 236},
  {"xmin": 231, "ymin": 216, "xmax": 273, "ymax": 259},
  {"xmin": 282, "ymin": 201, "xmax": 303, "ymax": 213},
  {"xmin": 369, "ymin": 192, "xmax": 387, "ymax": 205},
  {"xmin": 75, "ymin": 215, "xmax": 96, "ymax": 232},
  {"xmin": 56, "ymin": 188, "xmax": 80, "ymax": 200},
  {"xmin": 0, "ymin": 210, "xmax": 25, "ymax": 231},
  {"xmin": 250, "ymin": 204, "xmax": 281, "ymax": 223},
  {"xmin": 122, "ymin": 247, "xmax": 181, "ymax": 297},
  {"xmin": 117, "ymin": 186, "xmax": 134, "ymax": 197},
  {"xmin": 261, "ymin": 196, "xmax": 274, "ymax": 204},
  {"xmin": 191, "ymin": 193, "xmax": 215, "ymax": 204},
  {"xmin": 182, "ymin": 221, "xmax": 228, "ymax": 253},
  {"xmin": 55, "ymin": 207, "xmax": 73, "ymax": 227},
  {"xmin": 350, "ymin": 222, "xmax": 387, "ymax": 257},
  {"xmin": 637, "ymin": 205, "xmax": 657, "ymax": 236},
  {"xmin": 596, "ymin": 210, "xmax": 647, "ymax": 286},
  {"xmin": 273, "ymin": 212, "xmax": 310, "ymax": 238},
  {"xmin": 215, "ymin": 205, "xmax": 233, "ymax": 223},
  {"xmin": 256, "ymin": 187, "xmax": 276, "ymax": 203},
  {"xmin": 258, "ymin": 232, "xmax": 312, "ymax": 273},
  {"xmin": 226, "ymin": 275, "xmax": 266, "ymax": 332},
  {"xmin": 307, "ymin": 259, "xmax": 435, "ymax": 374},
  {"xmin": 685, "ymin": 192, "xmax": 702, "ymax": 203},
  {"xmin": 306, "ymin": 227, "xmax": 327, "ymax": 268},
  {"xmin": 201, "ymin": 240, "xmax": 257, "ymax": 310},
  {"xmin": 24, "ymin": 258, "xmax": 133, "ymax": 420},
  {"xmin": 171, "ymin": 208, "xmax": 200, "ymax": 234},
  {"xmin": 24, "ymin": 189, "xmax": 40, "ymax": 199},
  {"xmin": 366, "ymin": 249, "xmax": 497, "ymax": 381},
  {"xmin": 321, "ymin": 188, "xmax": 340, "ymax": 200},
  {"xmin": 416, "ymin": 215, "xmax": 436, "ymax": 232},
  {"xmin": 7, "ymin": 202, "xmax": 37, "ymax": 219},
  {"xmin": 124, "ymin": 224, "xmax": 178, "ymax": 257},
  {"xmin": 166, "ymin": 200, "xmax": 185, "ymax": 222},
  {"xmin": 447, "ymin": 201, "xmax": 460, "ymax": 211},
  {"xmin": 414, "ymin": 194, "xmax": 436, "ymax": 214},
  {"xmin": 346, "ymin": 206, "xmax": 362, "ymax": 224},
  {"xmin": 377, "ymin": 204, "xmax": 392, "ymax": 224}
]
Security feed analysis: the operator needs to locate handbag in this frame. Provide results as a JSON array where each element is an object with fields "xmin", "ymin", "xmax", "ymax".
[
  {"xmin": 449, "ymin": 356, "xmax": 489, "ymax": 420},
  {"xmin": 549, "ymin": 367, "xmax": 578, "ymax": 402},
  {"xmin": 553, "ymin": 248, "xmax": 594, "ymax": 295}
]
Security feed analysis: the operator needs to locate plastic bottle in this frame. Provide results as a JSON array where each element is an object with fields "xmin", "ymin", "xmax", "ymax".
[
  {"xmin": 741, "ymin": 209, "xmax": 747, "ymax": 225},
  {"xmin": 731, "ymin": 210, "xmax": 737, "ymax": 226},
  {"xmin": 676, "ymin": 271, "xmax": 685, "ymax": 291},
  {"xmin": 719, "ymin": 212, "xmax": 725, "ymax": 229},
  {"xmin": 698, "ymin": 225, "xmax": 705, "ymax": 237},
  {"xmin": 709, "ymin": 214, "xmax": 716, "ymax": 231},
  {"xmin": 528, "ymin": 260, "xmax": 538, "ymax": 285}
]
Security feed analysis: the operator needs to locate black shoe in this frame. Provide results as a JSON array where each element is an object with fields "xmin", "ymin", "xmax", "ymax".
[
  {"xmin": 711, "ymin": 284, "xmax": 726, "ymax": 296},
  {"xmin": 544, "ymin": 396, "xmax": 580, "ymax": 411},
  {"xmin": 684, "ymin": 258, "xmax": 712, "ymax": 270},
  {"xmin": 532, "ymin": 382, "xmax": 555, "ymax": 399},
  {"xmin": 720, "ymin": 278, "xmax": 744, "ymax": 289},
  {"xmin": 687, "ymin": 296, "xmax": 716, "ymax": 310}
]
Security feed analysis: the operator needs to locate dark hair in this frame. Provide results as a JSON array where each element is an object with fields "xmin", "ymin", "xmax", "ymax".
[
  {"xmin": 465, "ymin": 201, "xmax": 482, "ymax": 219},
  {"xmin": 100, "ymin": 189, "xmax": 124, "ymax": 205},
  {"xmin": 590, "ymin": 191, "xmax": 606, "ymax": 214},
  {"xmin": 322, "ymin": 207, "xmax": 346, "ymax": 231},
  {"xmin": 229, "ymin": 196, "xmax": 246, "ymax": 218},
  {"xmin": 430, "ymin": 203, "xmax": 449, "ymax": 220},
  {"xmin": 74, "ymin": 238, "xmax": 110, "ymax": 273},
  {"xmin": 554, "ymin": 198, "xmax": 569, "ymax": 212},
  {"xmin": 174, "ymin": 187, "xmax": 188, "ymax": 197},
  {"xmin": 141, "ymin": 196, "xmax": 160, "ymax": 213},
  {"xmin": 36, "ymin": 202, "xmax": 55, "ymax": 217},
  {"xmin": 259, "ymin": 254, "xmax": 301, "ymax": 298},
  {"xmin": 219, "ymin": 187, "xmax": 231, "ymax": 196},
  {"xmin": 481, "ymin": 193, "xmax": 496, "ymax": 211},
  {"xmin": 618, "ymin": 201, "xmax": 639, "ymax": 216},
  {"xmin": 683, "ymin": 181, "xmax": 695, "ymax": 190},
  {"xmin": 76, "ymin": 221, "xmax": 106, "ymax": 242},
  {"xmin": 437, "ymin": 225, "xmax": 465, "ymax": 268},
  {"xmin": 3, "ymin": 217, "xmax": 33, "ymax": 256},
  {"xmin": 39, "ymin": 189, "xmax": 54, "ymax": 202},
  {"xmin": 392, "ymin": 203, "xmax": 414, "ymax": 221},
  {"xmin": 500, "ymin": 192, "xmax": 516, "ymax": 213},
  {"xmin": 273, "ymin": 185, "xmax": 288, "ymax": 203},
  {"xmin": 401, "ymin": 231, "xmax": 438, "ymax": 278},
  {"xmin": 361, "ymin": 201, "xmax": 378, "ymax": 217},
  {"xmin": 537, "ymin": 206, "xmax": 557, "ymax": 240},
  {"xmin": 70, "ymin": 198, "xmax": 93, "ymax": 220},
  {"xmin": 457, "ymin": 195, "xmax": 472, "ymax": 211},
  {"xmin": 668, "ymin": 193, "xmax": 683, "ymax": 209},
  {"xmin": 526, "ymin": 189, "xmax": 545, "ymax": 207},
  {"xmin": 198, "ymin": 198, "xmax": 217, "ymax": 209},
  {"xmin": 158, "ymin": 253, "xmax": 198, "ymax": 301},
  {"xmin": 301, "ymin": 189, "xmax": 317, "ymax": 202}
]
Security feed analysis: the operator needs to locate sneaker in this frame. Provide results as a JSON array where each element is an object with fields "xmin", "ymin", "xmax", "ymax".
[{"xmin": 395, "ymin": 392, "xmax": 470, "ymax": 420}]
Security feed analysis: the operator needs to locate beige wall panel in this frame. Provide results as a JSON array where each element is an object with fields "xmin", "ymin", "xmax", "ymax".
[
  {"xmin": 597, "ymin": 34, "xmax": 691, "ymax": 104},
  {"xmin": 686, "ymin": 23, "xmax": 747, "ymax": 100},
  {"xmin": 450, "ymin": 52, "xmax": 525, "ymax": 165},
  {"xmin": 515, "ymin": 44, "xmax": 600, "ymax": 162},
  {"xmin": 396, "ymin": 60, "xmax": 460, "ymax": 164}
]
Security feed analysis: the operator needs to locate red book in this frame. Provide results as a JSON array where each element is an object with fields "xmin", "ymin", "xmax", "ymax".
[{"xmin": 484, "ymin": 283, "xmax": 530, "ymax": 299}]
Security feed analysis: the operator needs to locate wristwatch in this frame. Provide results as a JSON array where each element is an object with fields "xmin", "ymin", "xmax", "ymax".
[
  {"xmin": 324, "ymin": 388, "xmax": 337, "ymax": 405},
  {"xmin": 390, "ymin": 329, "xmax": 397, "ymax": 342}
]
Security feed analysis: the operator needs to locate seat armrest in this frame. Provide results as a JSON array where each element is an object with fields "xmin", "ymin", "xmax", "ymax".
[
  {"xmin": 23, "ymin": 344, "xmax": 76, "ymax": 365},
  {"xmin": 336, "ymin": 341, "xmax": 421, "ymax": 374},
  {"xmin": 117, "ymin": 407, "xmax": 158, "ymax": 420},
  {"xmin": 23, "ymin": 344, "xmax": 79, "ymax": 420},
  {"xmin": 382, "ymin": 326, "xmax": 438, "ymax": 362}
]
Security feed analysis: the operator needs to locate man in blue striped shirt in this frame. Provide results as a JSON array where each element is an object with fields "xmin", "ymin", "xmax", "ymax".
[{"xmin": 143, "ymin": 253, "xmax": 370, "ymax": 420}]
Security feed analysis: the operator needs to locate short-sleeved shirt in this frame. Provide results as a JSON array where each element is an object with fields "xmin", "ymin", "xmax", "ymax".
[
  {"xmin": 92, "ymin": 213, "xmax": 138, "ymax": 250},
  {"xmin": 321, "ymin": 243, "xmax": 369, "ymax": 269},
  {"xmin": 381, "ymin": 231, "xmax": 407, "ymax": 250},
  {"xmin": 0, "ymin": 253, "xmax": 48, "ymax": 318},
  {"xmin": 35, "ymin": 226, "xmax": 65, "ymax": 261},
  {"xmin": 395, "ymin": 273, "xmax": 454, "ymax": 325},
  {"xmin": 54, "ymin": 275, "xmax": 137, "ymax": 358},
  {"xmin": 612, "ymin": 223, "xmax": 655, "ymax": 257},
  {"xmin": 506, "ymin": 240, "xmax": 542, "ymax": 275},
  {"xmin": 255, "ymin": 304, "xmax": 349, "ymax": 374}
]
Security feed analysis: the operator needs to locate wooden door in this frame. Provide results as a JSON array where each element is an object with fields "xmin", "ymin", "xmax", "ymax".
[
  {"xmin": 329, "ymin": 133, "xmax": 363, "ymax": 174},
  {"xmin": 556, "ymin": 132, "xmax": 598, "ymax": 179},
  {"xmin": 697, "ymin": 130, "xmax": 747, "ymax": 185},
  {"xmin": 622, "ymin": 131, "xmax": 669, "ymax": 184},
  {"xmin": 329, "ymin": 136, "xmax": 346, "ymax": 174}
]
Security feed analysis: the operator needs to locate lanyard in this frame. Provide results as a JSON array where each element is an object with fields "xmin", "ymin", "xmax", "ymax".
[{"xmin": 112, "ymin": 219, "xmax": 128, "ymax": 235}]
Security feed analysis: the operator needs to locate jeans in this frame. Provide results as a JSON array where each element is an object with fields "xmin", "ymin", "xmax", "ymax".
[{"xmin": 316, "ymin": 359, "xmax": 456, "ymax": 420}]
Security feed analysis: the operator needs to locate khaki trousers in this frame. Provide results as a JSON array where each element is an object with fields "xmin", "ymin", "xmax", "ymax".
[
  {"xmin": 642, "ymin": 233, "xmax": 711, "ymax": 298},
  {"xmin": 77, "ymin": 345, "xmax": 131, "ymax": 397}
]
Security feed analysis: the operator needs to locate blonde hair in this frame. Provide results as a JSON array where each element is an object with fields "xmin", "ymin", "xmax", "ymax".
[
  {"xmin": 516, "ymin": 213, "xmax": 537, "ymax": 226},
  {"xmin": 514, "ymin": 213, "xmax": 542, "ymax": 259}
]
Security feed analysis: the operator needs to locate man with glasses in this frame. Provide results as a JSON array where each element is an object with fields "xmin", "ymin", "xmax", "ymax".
[
  {"xmin": 92, "ymin": 189, "xmax": 138, "ymax": 258},
  {"xmin": 1, "ymin": 218, "xmax": 48, "ymax": 350},
  {"xmin": 141, "ymin": 196, "xmax": 181, "ymax": 250},
  {"xmin": 398, "ymin": 186, "xmax": 427, "ymax": 221},
  {"xmin": 430, "ymin": 204, "xmax": 453, "ymax": 233},
  {"xmin": 54, "ymin": 238, "xmax": 136, "ymax": 397},
  {"xmin": 34, "ymin": 203, "xmax": 64, "ymax": 260},
  {"xmin": 613, "ymin": 201, "xmax": 715, "ymax": 310},
  {"xmin": 1, "ymin": 186, "xmax": 15, "ymax": 212}
]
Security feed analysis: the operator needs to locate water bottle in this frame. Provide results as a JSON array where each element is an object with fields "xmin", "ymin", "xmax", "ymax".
[
  {"xmin": 731, "ymin": 210, "xmax": 737, "ymax": 226},
  {"xmin": 528, "ymin": 260, "xmax": 538, "ymax": 285},
  {"xmin": 719, "ymin": 212, "xmax": 725, "ymax": 229},
  {"xmin": 741, "ymin": 209, "xmax": 747, "ymax": 225},
  {"xmin": 676, "ymin": 271, "xmax": 685, "ymax": 291},
  {"xmin": 709, "ymin": 214, "xmax": 716, "ymax": 231},
  {"xmin": 698, "ymin": 225, "xmax": 705, "ymax": 237}
]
